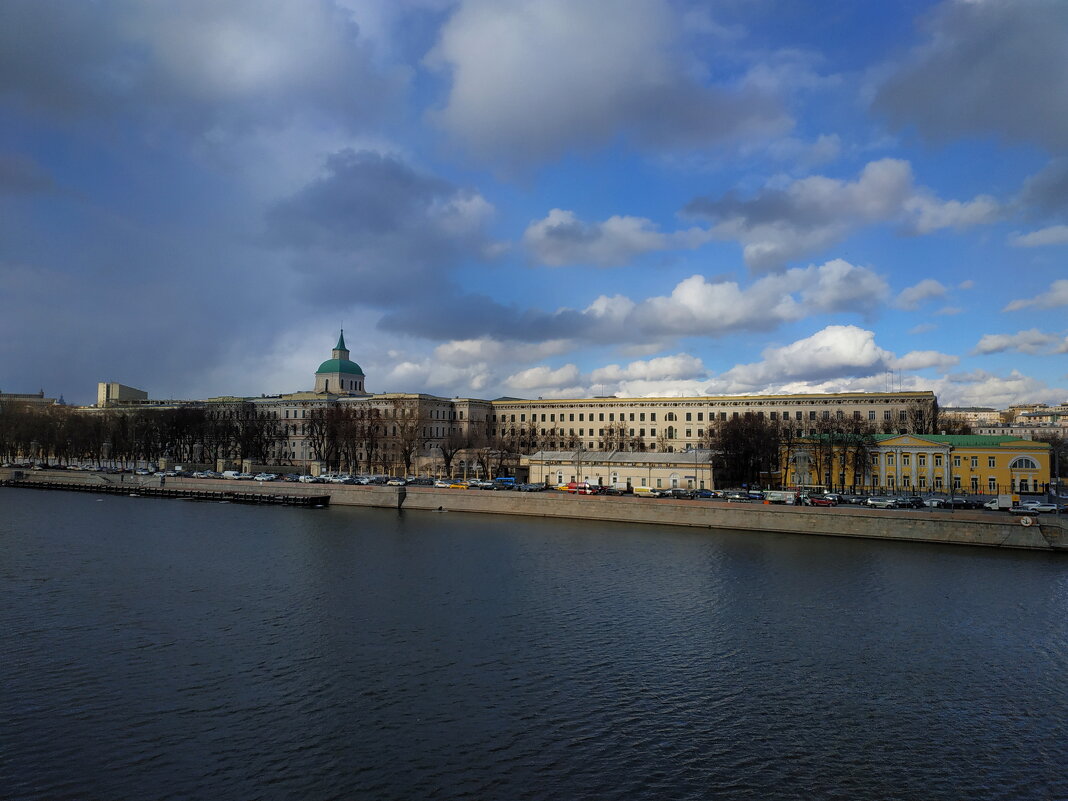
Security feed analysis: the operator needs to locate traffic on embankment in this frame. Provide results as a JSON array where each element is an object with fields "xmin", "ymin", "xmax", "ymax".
[{"xmin": 4, "ymin": 467, "xmax": 1066, "ymax": 552}]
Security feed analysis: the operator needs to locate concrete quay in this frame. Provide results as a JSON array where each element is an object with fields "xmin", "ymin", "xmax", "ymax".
[{"xmin": 4, "ymin": 469, "xmax": 1065, "ymax": 552}]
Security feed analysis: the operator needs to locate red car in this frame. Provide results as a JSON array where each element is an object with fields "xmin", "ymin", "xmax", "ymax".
[{"xmin": 807, "ymin": 495, "xmax": 837, "ymax": 507}]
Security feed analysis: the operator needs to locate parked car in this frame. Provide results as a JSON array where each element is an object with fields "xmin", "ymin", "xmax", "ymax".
[
  {"xmin": 806, "ymin": 495, "xmax": 837, "ymax": 507},
  {"xmin": 1017, "ymin": 501, "xmax": 1060, "ymax": 514},
  {"xmin": 662, "ymin": 488, "xmax": 695, "ymax": 500},
  {"xmin": 254, "ymin": 473, "xmax": 278, "ymax": 482},
  {"xmin": 866, "ymin": 496, "xmax": 898, "ymax": 508},
  {"xmin": 386, "ymin": 478, "xmax": 407, "ymax": 486},
  {"xmin": 895, "ymin": 496, "xmax": 926, "ymax": 509}
]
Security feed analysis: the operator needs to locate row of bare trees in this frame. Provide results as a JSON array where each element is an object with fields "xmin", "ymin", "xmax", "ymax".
[{"xmin": 0, "ymin": 401, "xmax": 284, "ymax": 467}]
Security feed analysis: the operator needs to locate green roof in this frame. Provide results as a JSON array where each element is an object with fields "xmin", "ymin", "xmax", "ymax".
[
  {"xmin": 316, "ymin": 358, "xmax": 364, "ymax": 375},
  {"xmin": 336, "ymin": 330, "xmax": 347, "ymax": 352},
  {"xmin": 876, "ymin": 434, "xmax": 1049, "ymax": 448}
]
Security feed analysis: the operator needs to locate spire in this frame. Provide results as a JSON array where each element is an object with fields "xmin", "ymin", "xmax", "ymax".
[{"xmin": 331, "ymin": 329, "xmax": 350, "ymax": 361}]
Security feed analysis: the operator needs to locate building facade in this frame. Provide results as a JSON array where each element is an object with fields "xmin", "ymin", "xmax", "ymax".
[{"xmin": 786, "ymin": 434, "xmax": 1052, "ymax": 495}]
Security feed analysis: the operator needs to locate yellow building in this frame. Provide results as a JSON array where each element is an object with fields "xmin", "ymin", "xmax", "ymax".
[{"xmin": 786, "ymin": 434, "xmax": 1052, "ymax": 496}]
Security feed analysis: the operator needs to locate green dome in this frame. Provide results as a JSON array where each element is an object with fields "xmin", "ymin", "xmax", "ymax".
[{"xmin": 316, "ymin": 358, "xmax": 364, "ymax": 375}]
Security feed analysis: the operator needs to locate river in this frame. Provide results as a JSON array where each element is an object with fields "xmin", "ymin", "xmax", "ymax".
[{"xmin": 2, "ymin": 490, "xmax": 1066, "ymax": 800}]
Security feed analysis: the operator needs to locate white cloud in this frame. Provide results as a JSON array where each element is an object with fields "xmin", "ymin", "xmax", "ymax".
[
  {"xmin": 903, "ymin": 193, "xmax": 1000, "ymax": 234},
  {"xmin": 523, "ymin": 209, "xmax": 713, "ymax": 267},
  {"xmin": 685, "ymin": 159, "xmax": 999, "ymax": 270},
  {"xmin": 974, "ymin": 329, "xmax": 1068, "ymax": 355},
  {"xmin": 627, "ymin": 259, "xmax": 889, "ymax": 338},
  {"xmin": 958, "ymin": 280, "xmax": 975, "ymax": 290},
  {"xmin": 434, "ymin": 338, "xmax": 574, "ymax": 368},
  {"xmin": 909, "ymin": 322, "xmax": 937, "ymax": 335},
  {"xmin": 426, "ymin": 0, "xmax": 787, "ymax": 166},
  {"xmin": 895, "ymin": 278, "xmax": 947, "ymax": 310},
  {"xmin": 1004, "ymin": 279, "xmax": 1068, "ymax": 311},
  {"xmin": 890, "ymin": 350, "xmax": 959, "ymax": 371},
  {"xmin": 1010, "ymin": 225, "xmax": 1068, "ymax": 247},
  {"xmin": 712, "ymin": 325, "xmax": 895, "ymax": 393},
  {"xmin": 590, "ymin": 354, "xmax": 706, "ymax": 384},
  {"xmin": 505, "ymin": 363, "xmax": 582, "ymax": 392}
]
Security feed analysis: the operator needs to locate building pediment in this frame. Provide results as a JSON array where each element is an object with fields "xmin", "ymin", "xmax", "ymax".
[{"xmin": 877, "ymin": 435, "xmax": 942, "ymax": 448}]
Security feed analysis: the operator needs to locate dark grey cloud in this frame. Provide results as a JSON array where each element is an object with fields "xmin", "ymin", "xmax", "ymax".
[
  {"xmin": 267, "ymin": 149, "xmax": 496, "ymax": 306},
  {"xmin": 874, "ymin": 0, "xmax": 1068, "ymax": 153},
  {"xmin": 0, "ymin": 153, "xmax": 55, "ymax": 194},
  {"xmin": 428, "ymin": 0, "xmax": 789, "ymax": 167},
  {"xmin": 1018, "ymin": 158, "xmax": 1068, "ymax": 218},
  {"xmin": 0, "ymin": 0, "xmax": 404, "ymax": 133}
]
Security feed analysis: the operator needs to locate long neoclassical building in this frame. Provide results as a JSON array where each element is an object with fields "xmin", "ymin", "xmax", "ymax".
[{"xmin": 95, "ymin": 331, "xmax": 939, "ymax": 474}]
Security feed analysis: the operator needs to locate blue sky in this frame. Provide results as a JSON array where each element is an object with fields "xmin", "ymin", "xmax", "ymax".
[{"xmin": 1, "ymin": 0, "xmax": 1066, "ymax": 408}]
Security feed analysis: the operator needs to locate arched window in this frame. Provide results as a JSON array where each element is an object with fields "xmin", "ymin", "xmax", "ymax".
[{"xmin": 1010, "ymin": 457, "xmax": 1038, "ymax": 469}]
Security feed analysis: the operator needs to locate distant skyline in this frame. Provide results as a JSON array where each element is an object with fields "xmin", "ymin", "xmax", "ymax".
[{"xmin": 1, "ymin": 0, "xmax": 1066, "ymax": 407}]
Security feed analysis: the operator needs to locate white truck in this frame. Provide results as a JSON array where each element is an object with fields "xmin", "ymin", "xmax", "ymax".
[{"xmin": 982, "ymin": 494, "xmax": 1017, "ymax": 511}]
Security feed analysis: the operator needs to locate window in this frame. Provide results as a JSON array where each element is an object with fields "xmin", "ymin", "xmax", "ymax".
[
  {"xmin": 639, "ymin": 428, "xmax": 645, "ymax": 437},
  {"xmin": 935, "ymin": 454, "xmax": 943, "ymax": 467},
  {"xmin": 971, "ymin": 476, "xmax": 979, "ymax": 492},
  {"xmin": 953, "ymin": 475, "xmax": 962, "ymax": 490},
  {"xmin": 899, "ymin": 410, "xmax": 907, "ymax": 422},
  {"xmin": 871, "ymin": 454, "xmax": 879, "ymax": 464},
  {"xmin": 770, "ymin": 412, "xmax": 778, "ymax": 420},
  {"xmin": 809, "ymin": 411, "xmax": 817, "ymax": 421},
  {"xmin": 795, "ymin": 411, "xmax": 802, "ymax": 421},
  {"xmin": 640, "ymin": 413, "xmax": 646, "ymax": 421},
  {"xmin": 935, "ymin": 476, "xmax": 943, "ymax": 489},
  {"xmin": 989, "ymin": 477, "xmax": 997, "ymax": 492},
  {"xmin": 918, "ymin": 475, "xmax": 926, "ymax": 488},
  {"xmin": 853, "ymin": 411, "xmax": 861, "ymax": 420},
  {"xmin": 869, "ymin": 410, "xmax": 876, "ymax": 420},
  {"xmin": 599, "ymin": 413, "xmax": 604, "ymax": 422},
  {"xmin": 918, "ymin": 454, "xmax": 926, "ymax": 467},
  {"xmin": 887, "ymin": 454, "xmax": 895, "ymax": 465},
  {"xmin": 884, "ymin": 410, "xmax": 892, "ymax": 420},
  {"xmin": 651, "ymin": 413, "xmax": 657, "ymax": 421},
  {"xmin": 1009, "ymin": 457, "xmax": 1038, "ymax": 469},
  {"xmin": 902, "ymin": 454, "xmax": 911, "ymax": 466},
  {"xmin": 630, "ymin": 413, "xmax": 635, "ymax": 421},
  {"xmin": 685, "ymin": 413, "xmax": 691, "ymax": 421},
  {"xmin": 650, "ymin": 429, "xmax": 656, "ymax": 437},
  {"xmin": 953, "ymin": 456, "xmax": 961, "ymax": 468},
  {"xmin": 569, "ymin": 414, "xmax": 574, "ymax": 422},
  {"xmin": 970, "ymin": 456, "xmax": 978, "ymax": 468},
  {"xmin": 697, "ymin": 429, "xmax": 704, "ymax": 437},
  {"xmin": 988, "ymin": 457, "xmax": 996, "ymax": 468},
  {"xmin": 697, "ymin": 413, "xmax": 703, "ymax": 421}
]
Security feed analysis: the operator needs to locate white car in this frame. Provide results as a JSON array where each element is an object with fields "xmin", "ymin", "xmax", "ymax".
[
  {"xmin": 298, "ymin": 475, "xmax": 321, "ymax": 483},
  {"xmin": 434, "ymin": 479, "xmax": 451, "ymax": 488},
  {"xmin": 254, "ymin": 473, "xmax": 278, "ymax": 482}
]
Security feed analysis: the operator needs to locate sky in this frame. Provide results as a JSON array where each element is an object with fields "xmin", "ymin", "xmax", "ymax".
[{"xmin": 1, "ymin": 0, "xmax": 1066, "ymax": 408}]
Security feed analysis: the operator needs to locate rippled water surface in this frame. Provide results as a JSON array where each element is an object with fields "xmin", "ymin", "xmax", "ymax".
[{"xmin": 2, "ymin": 490, "xmax": 1067, "ymax": 800}]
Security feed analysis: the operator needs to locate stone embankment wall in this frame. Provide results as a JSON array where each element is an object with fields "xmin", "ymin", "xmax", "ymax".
[{"xmin": 4, "ymin": 470, "xmax": 1065, "ymax": 551}]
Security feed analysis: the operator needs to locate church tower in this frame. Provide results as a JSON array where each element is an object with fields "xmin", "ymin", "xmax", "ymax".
[{"xmin": 314, "ymin": 330, "xmax": 368, "ymax": 395}]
